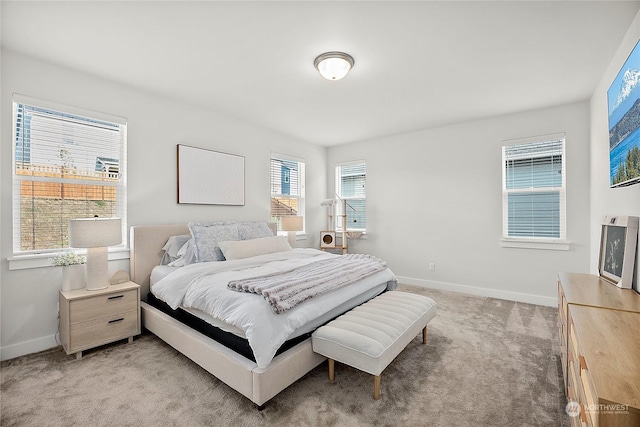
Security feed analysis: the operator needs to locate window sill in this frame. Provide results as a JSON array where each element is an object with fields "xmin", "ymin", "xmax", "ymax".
[
  {"xmin": 335, "ymin": 231, "xmax": 367, "ymax": 240},
  {"xmin": 7, "ymin": 247, "xmax": 130, "ymax": 271},
  {"xmin": 500, "ymin": 238, "xmax": 570, "ymax": 251}
]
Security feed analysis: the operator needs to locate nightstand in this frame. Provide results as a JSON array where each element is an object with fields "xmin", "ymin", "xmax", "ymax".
[{"xmin": 59, "ymin": 281, "xmax": 141, "ymax": 359}]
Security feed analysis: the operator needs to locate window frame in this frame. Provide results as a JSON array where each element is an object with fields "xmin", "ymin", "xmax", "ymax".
[
  {"xmin": 10, "ymin": 95, "xmax": 128, "ymax": 269},
  {"xmin": 335, "ymin": 160, "xmax": 367, "ymax": 233},
  {"xmin": 500, "ymin": 133, "xmax": 569, "ymax": 251},
  {"xmin": 269, "ymin": 153, "xmax": 306, "ymax": 236}
]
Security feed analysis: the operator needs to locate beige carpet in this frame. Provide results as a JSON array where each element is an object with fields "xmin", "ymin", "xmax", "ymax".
[{"xmin": 1, "ymin": 285, "xmax": 570, "ymax": 426}]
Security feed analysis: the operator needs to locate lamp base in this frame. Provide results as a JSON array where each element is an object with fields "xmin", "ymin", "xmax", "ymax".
[
  {"xmin": 85, "ymin": 247, "xmax": 109, "ymax": 291},
  {"xmin": 287, "ymin": 232, "xmax": 297, "ymax": 248}
]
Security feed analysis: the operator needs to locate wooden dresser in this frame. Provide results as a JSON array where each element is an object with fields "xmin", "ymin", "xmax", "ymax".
[{"xmin": 557, "ymin": 272, "xmax": 640, "ymax": 427}]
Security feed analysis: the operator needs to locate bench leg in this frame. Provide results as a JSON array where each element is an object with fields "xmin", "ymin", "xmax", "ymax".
[
  {"xmin": 374, "ymin": 375, "xmax": 381, "ymax": 400},
  {"xmin": 422, "ymin": 326, "xmax": 428, "ymax": 344},
  {"xmin": 328, "ymin": 358, "xmax": 335, "ymax": 382}
]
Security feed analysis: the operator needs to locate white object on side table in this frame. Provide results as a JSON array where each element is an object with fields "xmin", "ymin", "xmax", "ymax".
[
  {"xmin": 69, "ymin": 217, "xmax": 122, "ymax": 291},
  {"xmin": 280, "ymin": 216, "xmax": 303, "ymax": 248}
]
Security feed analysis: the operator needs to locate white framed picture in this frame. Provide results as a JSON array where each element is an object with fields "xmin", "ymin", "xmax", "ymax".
[{"xmin": 177, "ymin": 144, "xmax": 245, "ymax": 205}]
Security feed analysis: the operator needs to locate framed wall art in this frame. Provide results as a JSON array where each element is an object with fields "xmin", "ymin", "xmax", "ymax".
[{"xmin": 177, "ymin": 144, "xmax": 245, "ymax": 205}]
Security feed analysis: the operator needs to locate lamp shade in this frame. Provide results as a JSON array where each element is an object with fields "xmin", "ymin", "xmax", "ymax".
[
  {"xmin": 69, "ymin": 217, "xmax": 122, "ymax": 248},
  {"xmin": 281, "ymin": 216, "xmax": 303, "ymax": 232},
  {"xmin": 314, "ymin": 52, "xmax": 354, "ymax": 81}
]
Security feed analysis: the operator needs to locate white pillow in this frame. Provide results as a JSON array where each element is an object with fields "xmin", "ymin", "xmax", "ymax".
[
  {"xmin": 218, "ymin": 236, "xmax": 291, "ymax": 260},
  {"xmin": 238, "ymin": 222, "xmax": 274, "ymax": 240},
  {"xmin": 168, "ymin": 239, "xmax": 197, "ymax": 267},
  {"xmin": 188, "ymin": 222, "xmax": 239, "ymax": 262},
  {"xmin": 160, "ymin": 234, "xmax": 191, "ymax": 265}
]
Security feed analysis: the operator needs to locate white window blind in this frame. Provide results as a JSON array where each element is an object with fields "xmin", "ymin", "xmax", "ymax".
[
  {"xmin": 270, "ymin": 155, "xmax": 305, "ymax": 232},
  {"xmin": 12, "ymin": 98, "xmax": 127, "ymax": 254},
  {"xmin": 502, "ymin": 137, "xmax": 565, "ymax": 240},
  {"xmin": 336, "ymin": 161, "xmax": 366, "ymax": 231}
]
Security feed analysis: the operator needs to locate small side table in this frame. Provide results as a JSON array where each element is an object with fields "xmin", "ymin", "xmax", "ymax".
[{"xmin": 59, "ymin": 281, "xmax": 141, "ymax": 359}]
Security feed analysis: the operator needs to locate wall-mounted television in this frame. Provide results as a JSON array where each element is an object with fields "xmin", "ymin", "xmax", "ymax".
[
  {"xmin": 598, "ymin": 215, "xmax": 638, "ymax": 289},
  {"xmin": 607, "ymin": 39, "xmax": 640, "ymax": 188}
]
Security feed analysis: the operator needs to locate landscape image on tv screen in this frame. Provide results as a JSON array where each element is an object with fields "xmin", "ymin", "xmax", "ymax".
[{"xmin": 607, "ymin": 39, "xmax": 640, "ymax": 187}]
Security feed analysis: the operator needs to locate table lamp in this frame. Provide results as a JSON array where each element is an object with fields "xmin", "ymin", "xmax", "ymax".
[
  {"xmin": 280, "ymin": 216, "xmax": 303, "ymax": 248},
  {"xmin": 69, "ymin": 217, "xmax": 122, "ymax": 291}
]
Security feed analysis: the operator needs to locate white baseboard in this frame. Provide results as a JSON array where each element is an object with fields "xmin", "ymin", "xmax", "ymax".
[
  {"xmin": 397, "ymin": 276, "xmax": 557, "ymax": 307},
  {"xmin": 0, "ymin": 278, "xmax": 556, "ymax": 361},
  {"xmin": 0, "ymin": 334, "xmax": 58, "ymax": 361}
]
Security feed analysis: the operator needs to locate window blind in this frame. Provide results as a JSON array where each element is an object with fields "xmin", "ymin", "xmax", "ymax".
[
  {"xmin": 12, "ymin": 100, "xmax": 127, "ymax": 253},
  {"xmin": 502, "ymin": 138, "xmax": 565, "ymax": 239},
  {"xmin": 336, "ymin": 161, "xmax": 366, "ymax": 231},
  {"xmin": 270, "ymin": 155, "xmax": 305, "ymax": 232}
]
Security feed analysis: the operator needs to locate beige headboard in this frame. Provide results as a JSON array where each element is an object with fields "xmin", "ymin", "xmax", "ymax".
[{"xmin": 129, "ymin": 222, "xmax": 277, "ymax": 300}]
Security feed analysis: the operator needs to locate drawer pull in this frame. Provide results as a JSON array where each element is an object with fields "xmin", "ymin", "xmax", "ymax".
[
  {"xmin": 579, "ymin": 355, "xmax": 587, "ymax": 371},
  {"xmin": 108, "ymin": 318, "xmax": 125, "ymax": 324},
  {"xmin": 107, "ymin": 295, "xmax": 124, "ymax": 301}
]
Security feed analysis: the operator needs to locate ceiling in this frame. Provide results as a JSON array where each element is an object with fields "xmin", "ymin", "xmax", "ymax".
[{"xmin": 2, "ymin": 1, "xmax": 639, "ymax": 146}]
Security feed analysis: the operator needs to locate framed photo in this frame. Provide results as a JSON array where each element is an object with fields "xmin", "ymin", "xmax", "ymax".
[{"xmin": 177, "ymin": 144, "xmax": 245, "ymax": 205}]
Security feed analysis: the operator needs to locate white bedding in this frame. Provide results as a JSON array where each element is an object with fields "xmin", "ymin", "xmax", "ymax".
[{"xmin": 151, "ymin": 248, "xmax": 397, "ymax": 368}]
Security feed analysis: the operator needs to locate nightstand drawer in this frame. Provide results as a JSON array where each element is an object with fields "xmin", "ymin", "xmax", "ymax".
[
  {"xmin": 69, "ymin": 289, "xmax": 138, "ymax": 324},
  {"xmin": 69, "ymin": 310, "xmax": 138, "ymax": 350}
]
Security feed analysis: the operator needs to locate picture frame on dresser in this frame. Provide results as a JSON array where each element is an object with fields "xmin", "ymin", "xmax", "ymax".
[{"xmin": 598, "ymin": 215, "xmax": 639, "ymax": 289}]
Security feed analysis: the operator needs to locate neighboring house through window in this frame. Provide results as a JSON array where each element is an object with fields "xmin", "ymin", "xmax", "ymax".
[
  {"xmin": 335, "ymin": 161, "xmax": 366, "ymax": 232},
  {"xmin": 501, "ymin": 134, "xmax": 566, "ymax": 249},
  {"xmin": 12, "ymin": 96, "xmax": 127, "ymax": 254},
  {"xmin": 270, "ymin": 154, "xmax": 305, "ymax": 232}
]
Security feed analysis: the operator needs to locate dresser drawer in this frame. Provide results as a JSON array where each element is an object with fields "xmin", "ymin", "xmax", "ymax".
[
  {"xmin": 69, "ymin": 289, "xmax": 138, "ymax": 324},
  {"xmin": 69, "ymin": 310, "xmax": 138, "ymax": 351}
]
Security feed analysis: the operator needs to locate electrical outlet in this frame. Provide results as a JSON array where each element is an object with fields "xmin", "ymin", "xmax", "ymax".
[{"xmin": 428, "ymin": 263, "xmax": 435, "ymax": 271}]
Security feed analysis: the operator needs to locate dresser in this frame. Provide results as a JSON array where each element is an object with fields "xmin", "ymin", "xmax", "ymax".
[
  {"xmin": 557, "ymin": 272, "xmax": 640, "ymax": 426},
  {"xmin": 59, "ymin": 281, "xmax": 141, "ymax": 359}
]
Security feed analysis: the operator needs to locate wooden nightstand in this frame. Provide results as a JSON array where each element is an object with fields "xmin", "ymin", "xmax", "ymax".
[{"xmin": 59, "ymin": 281, "xmax": 141, "ymax": 359}]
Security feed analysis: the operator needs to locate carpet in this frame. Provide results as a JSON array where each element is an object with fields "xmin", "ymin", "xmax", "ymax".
[{"xmin": 0, "ymin": 285, "xmax": 571, "ymax": 426}]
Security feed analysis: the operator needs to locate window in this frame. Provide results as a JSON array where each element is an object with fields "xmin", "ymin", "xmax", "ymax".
[
  {"xmin": 502, "ymin": 135, "xmax": 566, "ymax": 246},
  {"xmin": 270, "ymin": 155, "xmax": 305, "ymax": 232},
  {"xmin": 335, "ymin": 161, "xmax": 366, "ymax": 231},
  {"xmin": 12, "ymin": 96, "xmax": 127, "ymax": 254}
]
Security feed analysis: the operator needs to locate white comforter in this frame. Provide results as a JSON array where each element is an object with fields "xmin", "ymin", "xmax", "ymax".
[{"xmin": 151, "ymin": 248, "xmax": 397, "ymax": 368}]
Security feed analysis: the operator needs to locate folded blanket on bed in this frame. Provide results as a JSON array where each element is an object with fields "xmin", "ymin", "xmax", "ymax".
[{"xmin": 227, "ymin": 254, "xmax": 387, "ymax": 314}]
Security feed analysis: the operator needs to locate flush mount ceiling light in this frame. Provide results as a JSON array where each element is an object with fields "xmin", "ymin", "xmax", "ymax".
[{"xmin": 314, "ymin": 52, "xmax": 354, "ymax": 81}]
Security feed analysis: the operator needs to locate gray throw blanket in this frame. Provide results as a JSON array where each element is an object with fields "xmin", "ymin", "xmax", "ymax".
[{"xmin": 227, "ymin": 254, "xmax": 388, "ymax": 314}]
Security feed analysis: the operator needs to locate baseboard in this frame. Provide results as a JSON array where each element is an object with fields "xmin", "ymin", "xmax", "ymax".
[
  {"xmin": 0, "ymin": 334, "xmax": 58, "ymax": 361},
  {"xmin": 0, "ymin": 279, "xmax": 556, "ymax": 361},
  {"xmin": 397, "ymin": 276, "xmax": 557, "ymax": 307}
]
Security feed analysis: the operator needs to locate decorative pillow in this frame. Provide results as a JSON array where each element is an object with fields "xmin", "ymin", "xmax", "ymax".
[
  {"xmin": 218, "ymin": 236, "xmax": 291, "ymax": 261},
  {"xmin": 188, "ymin": 222, "xmax": 240, "ymax": 262},
  {"xmin": 160, "ymin": 234, "xmax": 191, "ymax": 265},
  {"xmin": 168, "ymin": 239, "xmax": 197, "ymax": 267},
  {"xmin": 238, "ymin": 222, "xmax": 274, "ymax": 240}
]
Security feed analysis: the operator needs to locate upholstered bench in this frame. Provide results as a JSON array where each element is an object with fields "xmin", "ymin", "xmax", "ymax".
[{"xmin": 311, "ymin": 291, "xmax": 437, "ymax": 400}]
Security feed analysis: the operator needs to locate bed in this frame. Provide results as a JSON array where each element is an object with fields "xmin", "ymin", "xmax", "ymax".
[{"xmin": 130, "ymin": 222, "xmax": 397, "ymax": 408}]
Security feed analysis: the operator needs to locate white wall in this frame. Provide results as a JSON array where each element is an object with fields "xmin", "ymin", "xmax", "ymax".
[
  {"xmin": 590, "ymin": 10, "xmax": 640, "ymax": 288},
  {"xmin": 0, "ymin": 50, "xmax": 327, "ymax": 360},
  {"xmin": 328, "ymin": 102, "xmax": 592, "ymax": 306}
]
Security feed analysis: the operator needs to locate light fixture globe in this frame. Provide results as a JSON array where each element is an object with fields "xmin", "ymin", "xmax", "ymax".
[{"xmin": 314, "ymin": 52, "xmax": 354, "ymax": 81}]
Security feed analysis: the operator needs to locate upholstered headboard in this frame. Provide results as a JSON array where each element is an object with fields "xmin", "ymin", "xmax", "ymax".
[{"xmin": 129, "ymin": 222, "xmax": 277, "ymax": 300}]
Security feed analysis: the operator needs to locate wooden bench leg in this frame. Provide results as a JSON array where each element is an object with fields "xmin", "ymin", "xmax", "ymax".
[
  {"xmin": 422, "ymin": 326, "xmax": 428, "ymax": 344},
  {"xmin": 374, "ymin": 375, "xmax": 381, "ymax": 400},
  {"xmin": 328, "ymin": 358, "xmax": 335, "ymax": 382}
]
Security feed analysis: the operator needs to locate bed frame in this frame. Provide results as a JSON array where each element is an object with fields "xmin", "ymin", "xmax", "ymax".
[{"xmin": 129, "ymin": 223, "xmax": 326, "ymax": 408}]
